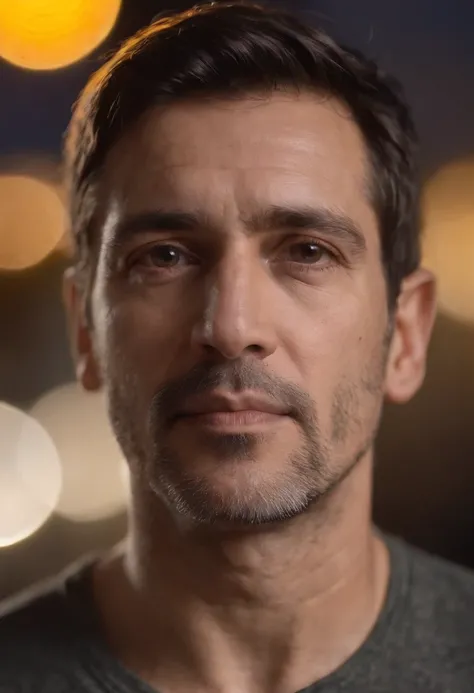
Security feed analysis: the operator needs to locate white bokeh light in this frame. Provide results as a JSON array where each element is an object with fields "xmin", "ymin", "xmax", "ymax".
[
  {"xmin": 30, "ymin": 383, "xmax": 129, "ymax": 523},
  {"xmin": 0, "ymin": 402, "xmax": 62, "ymax": 547}
]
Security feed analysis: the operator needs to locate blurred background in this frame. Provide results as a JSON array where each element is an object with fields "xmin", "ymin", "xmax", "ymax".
[{"xmin": 0, "ymin": 0, "xmax": 473, "ymax": 600}]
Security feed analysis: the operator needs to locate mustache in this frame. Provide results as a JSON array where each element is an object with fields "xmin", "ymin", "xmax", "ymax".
[{"xmin": 150, "ymin": 360, "xmax": 316, "ymax": 430}]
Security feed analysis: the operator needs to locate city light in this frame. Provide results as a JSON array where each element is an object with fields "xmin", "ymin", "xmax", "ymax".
[
  {"xmin": 31, "ymin": 383, "xmax": 129, "ymax": 523},
  {"xmin": 0, "ymin": 0, "xmax": 121, "ymax": 71},
  {"xmin": 0, "ymin": 403, "xmax": 62, "ymax": 548},
  {"xmin": 423, "ymin": 157, "xmax": 474, "ymax": 324},
  {"xmin": 0, "ymin": 174, "xmax": 65, "ymax": 271}
]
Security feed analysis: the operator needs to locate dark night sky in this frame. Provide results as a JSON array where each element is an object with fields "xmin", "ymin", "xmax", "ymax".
[{"xmin": 0, "ymin": 0, "xmax": 473, "ymax": 174}]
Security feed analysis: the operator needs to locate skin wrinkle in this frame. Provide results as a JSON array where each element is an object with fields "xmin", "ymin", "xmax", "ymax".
[
  {"xmin": 100, "ymin": 90, "xmax": 383, "ymax": 526},
  {"xmin": 65, "ymin": 91, "xmax": 436, "ymax": 693},
  {"xmin": 88, "ymin": 94, "xmax": 390, "ymax": 531}
]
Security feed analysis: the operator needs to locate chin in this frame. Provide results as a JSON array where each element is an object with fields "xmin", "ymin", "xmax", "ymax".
[
  {"xmin": 166, "ymin": 487, "xmax": 314, "ymax": 527},
  {"xmin": 146, "ymin": 429, "xmax": 332, "ymax": 526},
  {"xmin": 150, "ymin": 457, "xmax": 319, "ymax": 527}
]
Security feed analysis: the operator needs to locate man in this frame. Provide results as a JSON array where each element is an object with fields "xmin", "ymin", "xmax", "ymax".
[{"xmin": 1, "ymin": 2, "xmax": 474, "ymax": 691}]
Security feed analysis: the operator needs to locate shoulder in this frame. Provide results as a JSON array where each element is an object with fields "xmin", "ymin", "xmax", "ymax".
[
  {"xmin": 0, "ymin": 560, "xmax": 97, "ymax": 686},
  {"xmin": 388, "ymin": 536, "xmax": 474, "ymax": 677},
  {"xmin": 0, "ymin": 574, "xmax": 70, "ymax": 635},
  {"xmin": 403, "ymin": 539, "xmax": 474, "ymax": 615}
]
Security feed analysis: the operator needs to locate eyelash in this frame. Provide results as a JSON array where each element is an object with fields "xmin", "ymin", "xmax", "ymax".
[
  {"xmin": 280, "ymin": 241, "xmax": 339, "ymax": 273},
  {"xmin": 127, "ymin": 244, "xmax": 196, "ymax": 271},
  {"xmin": 127, "ymin": 239, "xmax": 340, "ymax": 276}
]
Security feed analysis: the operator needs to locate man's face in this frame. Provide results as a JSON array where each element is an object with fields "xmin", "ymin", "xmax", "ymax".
[{"xmin": 83, "ymin": 93, "xmax": 393, "ymax": 525}]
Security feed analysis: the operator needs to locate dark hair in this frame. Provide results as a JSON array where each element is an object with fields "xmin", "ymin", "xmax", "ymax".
[{"xmin": 65, "ymin": 1, "xmax": 421, "ymax": 307}]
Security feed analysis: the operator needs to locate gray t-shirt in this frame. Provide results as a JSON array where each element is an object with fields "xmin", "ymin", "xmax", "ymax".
[{"xmin": 1, "ymin": 535, "xmax": 474, "ymax": 692}]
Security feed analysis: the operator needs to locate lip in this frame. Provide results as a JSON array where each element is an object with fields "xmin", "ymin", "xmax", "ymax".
[
  {"xmin": 176, "ymin": 391, "xmax": 288, "ymax": 417},
  {"xmin": 173, "ymin": 391, "xmax": 289, "ymax": 431}
]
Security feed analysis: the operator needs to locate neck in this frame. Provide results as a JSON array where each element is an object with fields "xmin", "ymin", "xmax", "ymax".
[{"xmin": 93, "ymin": 453, "xmax": 389, "ymax": 693}]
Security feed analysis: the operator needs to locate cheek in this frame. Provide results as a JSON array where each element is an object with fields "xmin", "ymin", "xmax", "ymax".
[
  {"xmin": 96, "ymin": 290, "xmax": 194, "ymax": 391},
  {"xmin": 278, "ymin": 282, "xmax": 386, "ymax": 398}
]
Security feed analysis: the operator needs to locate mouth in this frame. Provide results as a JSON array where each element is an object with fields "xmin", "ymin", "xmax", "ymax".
[
  {"xmin": 172, "ymin": 391, "xmax": 290, "ymax": 432},
  {"xmin": 176, "ymin": 409, "xmax": 285, "ymax": 430}
]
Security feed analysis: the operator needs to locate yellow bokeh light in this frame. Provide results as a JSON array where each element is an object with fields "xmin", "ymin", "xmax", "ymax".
[
  {"xmin": 0, "ymin": 174, "xmax": 65, "ymax": 271},
  {"xmin": 0, "ymin": 0, "xmax": 121, "ymax": 71},
  {"xmin": 423, "ymin": 158, "xmax": 474, "ymax": 324}
]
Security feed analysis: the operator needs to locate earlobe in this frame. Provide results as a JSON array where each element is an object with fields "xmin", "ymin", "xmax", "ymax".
[
  {"xmin": 384, "ymin": 268, "xmax": 437, "ymax": 403},
  {"xmin": 76, "ymin": 353, "xmax": 102, "ymax": 391},
  {"xmin": 63, "ymin": 267, "xmax": 102, "ymax": 392}
]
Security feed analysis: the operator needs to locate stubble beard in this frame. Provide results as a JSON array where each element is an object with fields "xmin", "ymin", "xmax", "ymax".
[
  {"xmin": 110, "ymin": 396, "xmax": 338, "ymax": 527},
  {"xmin": 147, "ymin": 430, "xmax": 335, "ymax": 526},
  {"xmin": 107, "ymin": 344, "xmax": 383, "ymax": 526}
]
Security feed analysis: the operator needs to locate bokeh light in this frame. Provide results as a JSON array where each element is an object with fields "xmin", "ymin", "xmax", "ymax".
[
  {"xmin": 0, "ymin": 174, "xmax": 65, "ymax": 271},
  {"xmin": 0, "ymin": 0, "xmax": 121, "ymax": 71},
  {"xmin": 0, "ymin": 403, "xmax": 62, "ymax": 548},
  {"xmin": 423, "ymin": 157, "xmax": 474, "ymax": 324},
  {"xmin": 31, "ymin": 383, "xmax": 129, "ymax": 523}
]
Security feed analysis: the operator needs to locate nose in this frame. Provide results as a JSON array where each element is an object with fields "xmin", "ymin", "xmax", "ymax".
[{"xmin": 191, "ymin": 248, "xmax": 278, "ymax": 361}]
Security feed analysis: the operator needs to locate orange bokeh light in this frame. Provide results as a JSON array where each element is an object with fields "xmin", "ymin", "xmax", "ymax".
[
  {"xmin": 0, "ymin": 174, "xmax": 65, "ymax": 271},
  {"xmin": 0, "ymin": 0, "xmax": 121, "ymax": 71},
  {"xmin": 423, "ymin": 158, "xmax": 474, "ymax": 324}
]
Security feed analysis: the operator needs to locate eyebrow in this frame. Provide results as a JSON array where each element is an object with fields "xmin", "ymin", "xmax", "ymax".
[
  {"xmin": 245, "ymin": 205, "xmax": 367, "ymax": 254},
  {"xmin": 112, "ymin": 204, "xmax": 367, "ymax": 255}
]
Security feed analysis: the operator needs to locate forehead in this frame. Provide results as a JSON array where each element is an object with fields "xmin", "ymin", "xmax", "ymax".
[{"xmin": 102, "ymin": 92, "xmax": 378, "ymax": 242}]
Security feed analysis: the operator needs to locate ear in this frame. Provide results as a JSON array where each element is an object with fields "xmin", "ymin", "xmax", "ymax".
[
  {"xmin": 384, "ymin": 268, "xmax": 437, "ymax": 403},
  {"xmin": 63, "ymin": 267, "xmax": 102, "ymax": 392}
]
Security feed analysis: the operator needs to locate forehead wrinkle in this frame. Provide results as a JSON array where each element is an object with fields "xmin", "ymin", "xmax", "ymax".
[
  {"xmin": 108, "ymin": 93, "xmax": 367, "ymax": 172},
  {"xmin": 99, "ymin": 94, "xmax": 380, "ymax": 256}
]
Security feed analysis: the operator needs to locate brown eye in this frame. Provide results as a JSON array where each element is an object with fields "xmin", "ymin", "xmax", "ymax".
[
  {"xmin": 145, "ymin": 245, "xmax": 183, "ymax": 267},
  {"xmin": 287, "ymin": 242, "xmax": 329, "ymax": 264}
]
